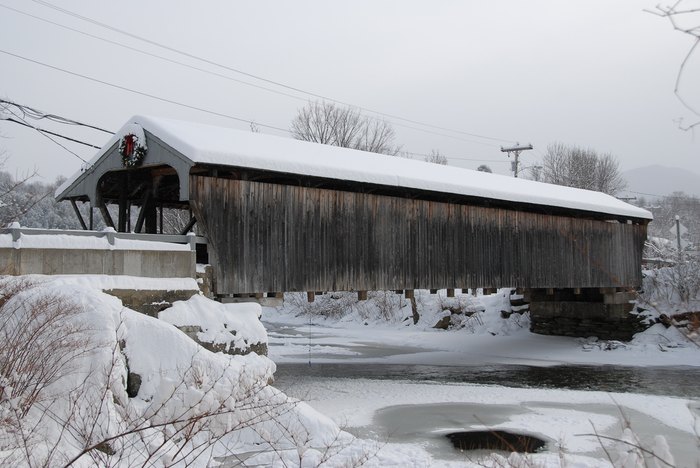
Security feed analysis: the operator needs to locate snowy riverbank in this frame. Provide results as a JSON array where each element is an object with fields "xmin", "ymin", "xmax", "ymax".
[
  {"xmin": 262, "ymin": 287, "xmax": 700, "ymax": 368},
  {"xmin": 261, "ymin": 286, "xmax": 700, "ymax": 467},
  {"xmin": 2, "ymin": 274, "xmax": 698, "ymax": 467}
]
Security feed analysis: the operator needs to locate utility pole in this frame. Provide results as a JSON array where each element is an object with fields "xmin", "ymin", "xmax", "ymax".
[
  {"xmin": 501, "ymin": 143, "xmax": 533, "ymax": 178},
  {"xmin": 675, "ymin": 215, "xmax": 683, "ymax": 263}
]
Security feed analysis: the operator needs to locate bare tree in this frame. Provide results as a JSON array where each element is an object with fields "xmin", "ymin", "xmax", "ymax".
[
  {"xmin": 0, "ymin": 165, "xmax": 46, "ymax": 227},
  {"xmin": 525, "ymin": 165, "xmax": 543, "ymax": 181},
  {"xmin": 647, "ymin": 191, "xmax": 700, "ymax": 247},
  {"xmin": 424, "ymin": 149, "xmax": 447, "ymax": 165},
  {"xmin": 540, "ymin": 142, "xmax": 627, "ymax": 195},
  {"xmin": 290, "ymin": 101, "xmax": 401, "ymax": 155},
  {"xmin": 648, "ymin": 2, "xmax": 700, "ymax": 132},
  {"xmin": 476, "ymin": 164, "xmax": 492, "ymax": 173}
]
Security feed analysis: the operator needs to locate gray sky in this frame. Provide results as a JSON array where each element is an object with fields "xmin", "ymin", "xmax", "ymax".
[{"xmin": 1, "ymin": 0, "xmax": 698, "ymax": 190}]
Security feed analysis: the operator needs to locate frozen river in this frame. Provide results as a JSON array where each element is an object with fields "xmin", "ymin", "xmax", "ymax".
[
  {"xmin": 264, "ymin": 315, "xmax": 700, "ymax": 466},
  {"xmin": 272, "ymin": 365, "xmax": 700, "ymax": 466}
]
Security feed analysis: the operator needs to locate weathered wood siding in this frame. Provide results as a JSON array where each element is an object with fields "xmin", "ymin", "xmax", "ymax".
[{"xmin": 190, "ymin": 175, "xmax": 646, "ymax": 295}]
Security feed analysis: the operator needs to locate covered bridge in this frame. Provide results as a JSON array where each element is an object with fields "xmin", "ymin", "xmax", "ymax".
[{"xmin": 57, "ymin": 116, "xmax": 652, "ymax": 311}]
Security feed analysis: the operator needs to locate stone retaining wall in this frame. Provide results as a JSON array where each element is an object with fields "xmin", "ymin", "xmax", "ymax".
[
  {"xmin": 529, "ymin": 302, "xmax": 647, "ymax": 340},
  {"xmin": 103, "ymin": 289, "xmax": 199, "ymax": 317}
]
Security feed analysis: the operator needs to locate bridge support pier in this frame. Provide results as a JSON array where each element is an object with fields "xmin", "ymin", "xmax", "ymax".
[{"xmin": 524, "ymin": 288, "xmax": 647, "ymax": 341}]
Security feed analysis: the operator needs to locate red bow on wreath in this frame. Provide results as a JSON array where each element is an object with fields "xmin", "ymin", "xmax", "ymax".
[
  {"xmin": 120, "ymin": 132, "xmax": 147, "ymax": 168},
  {"xmin": 123, "ymin": 134, "xmax": 135, "ymax": 157}
]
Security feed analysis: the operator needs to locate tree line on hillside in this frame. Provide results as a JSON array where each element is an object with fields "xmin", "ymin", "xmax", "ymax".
[
  {"xmin": 0, "ymin": 169, "xmax": 80, "ymax": 229},
  {"xmin": 643, "ymin": 192, "xmax": 700, "ymax": 250}
]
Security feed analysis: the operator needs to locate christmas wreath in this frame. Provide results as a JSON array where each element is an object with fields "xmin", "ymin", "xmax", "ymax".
[{"xmin": 119, "ymin": 130, "xmax": 147, "ymax": 168}]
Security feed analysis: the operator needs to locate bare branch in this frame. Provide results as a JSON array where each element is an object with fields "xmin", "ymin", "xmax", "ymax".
[
  {"xmin": 650, "ymin": 1, "xmax": 700, "ymax": 130},
  {"xmin": 291, "ymin": 100, "xmax": 401, "ymax": 155}
]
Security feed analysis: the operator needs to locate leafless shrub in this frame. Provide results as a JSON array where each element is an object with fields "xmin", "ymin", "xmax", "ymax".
[
  {"xmin": 365, "ymin": 291, "xmax": 408, "ymax": 322},
  {"xmin": 641, "ymin": 261, "xmax": 700, "ymax": 309},
  {"xmin": 436, "ymin": 291, "xmax": 481, "ymax": 316},
  {"xmin": 285, "ymin": 291, "xmax": 358, "ymax": 319},
  {"xmin": 285, "ymin": 290, "xmax": 409, "ymax": 323},
  {"xmin": 0, "ymin": 278, "xmax": 95, "ymax": 419}
]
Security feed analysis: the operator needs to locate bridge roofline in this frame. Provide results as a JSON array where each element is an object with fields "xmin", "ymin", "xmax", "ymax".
[{"xmin": 56, "ymin": 115, "xmax": 652, "ymax": 222}]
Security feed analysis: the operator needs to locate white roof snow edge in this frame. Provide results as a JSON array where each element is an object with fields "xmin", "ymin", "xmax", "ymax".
[{"xmin": 57, "ymin": 115, "xmax": 652, "ymax": 221}]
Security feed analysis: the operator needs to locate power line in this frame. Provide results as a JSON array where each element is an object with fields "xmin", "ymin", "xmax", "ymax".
[
  {"xmin": 0, "ymin": 3, "xmax": 503, "ymax": 148},
  {"xmin": 2, "ymin": 93, "xmax": 506, "ymax": 170},
  {"xmin": 1, "ymin": 104, "xmax": 88, "ymax": 162},
  {"xmin": 621, "ymin": 189, "xmax": 668, "ymax": 199},
  {"xmin": 4, "ymin": 95, "xmax": 505, "ymax": 167},
  {"xmin": 28, "ymin": 0, "xmax": 517, "ymax": 145},
  {"xmin": 0, "ymin": 4, "xmax": 308, "ymax": 105},
  {"xmin": 400, "ymin": 150, "xmax": 509, "ymax": 164},
  {"xmin": 2, "ymin": 117, "xmax": 102, "ymax": 148},
  {"xmin": 0, "ymin": 97, "xmax": 113, "ymax": 134},
  {"xmin": 448, "ymin": 157, "xmax": 510, "ymax": 164},
  {"xmin": 0, "ymin": 48, "xmax": 291, "ymax": 133}
]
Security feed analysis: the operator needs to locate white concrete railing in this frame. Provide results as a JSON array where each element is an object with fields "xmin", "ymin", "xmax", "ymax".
[
  {"xmin": 0, "ymin": 226, "xmax": 207, "ymax": 251},
  {"xmin": 0, "ymin": 226, "xmax": 206, "ymax": 278}
]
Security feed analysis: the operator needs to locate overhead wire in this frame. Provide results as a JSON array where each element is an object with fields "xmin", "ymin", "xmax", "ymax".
[
  {"xmin": 1, "ymin": 104, "xmax": 89, "ymax": 163},
  {"xmin": 0, "ymin": 2, "xmax": 519, "ymax": 168},
  {"xmin": 0, "ymin": 2, "xmax": 504, "ymax": 148},
  {"xmin": 0, "ymin": 49, "xmax": 511, "ymax": 167},
  {"xmin": 2, "ymin": 117, "xmax": 102, "ymax": 149},
  {"xmin": 0, "ymin": 48, "xmax": 291, "ymax": 134},
  {"xmin": 400, "ymin": 150, "xmax": 508, "ymax": 164},
  {"xmin": 0, "ymin": 4, "xmax": 310, "ymax": 105},
  {"xmin": 27, "ymin": 0, "xmax": 517, "ymax": 146},
  {"xmin": 0, "ymin": 97, "xmax": 113, "ymax": 134}
]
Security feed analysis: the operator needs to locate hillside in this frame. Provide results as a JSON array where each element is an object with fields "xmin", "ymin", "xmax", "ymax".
[{"xmin": 622, "ymin": 165, "xmax": 700, "ymax": 200}]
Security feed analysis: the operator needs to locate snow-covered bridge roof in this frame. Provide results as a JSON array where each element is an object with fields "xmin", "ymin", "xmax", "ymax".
[{"xmin": 57, "ymin": 115, "xmax": 652, "ymax": 221}]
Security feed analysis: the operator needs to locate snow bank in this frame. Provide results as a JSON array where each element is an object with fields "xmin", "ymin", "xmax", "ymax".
[
  {"xmin": 159, "ymin": 295, "xmax": 267, "ymax": 351},
  {"xmin": 0, "ymin": 277, "xmax": 440, "ymax": 467}
]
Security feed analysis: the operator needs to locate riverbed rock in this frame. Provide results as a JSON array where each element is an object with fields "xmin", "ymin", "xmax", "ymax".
[{"xmin": 433, "ymin": 312, "xmax": 452, "ymax": 330}]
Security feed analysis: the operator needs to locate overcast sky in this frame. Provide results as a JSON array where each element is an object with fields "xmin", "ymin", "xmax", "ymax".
[{"xmin": 1, "ymin": 0, "xmax": 698, "ymax": 193}]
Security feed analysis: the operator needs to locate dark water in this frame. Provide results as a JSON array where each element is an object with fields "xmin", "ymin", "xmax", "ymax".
[{"xmin": 274, "ymin": 363, "xmax": 700, "ymax": 398}]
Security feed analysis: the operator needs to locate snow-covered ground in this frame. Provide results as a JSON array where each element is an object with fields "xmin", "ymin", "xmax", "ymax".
[
  {"xmin": 2, "ymin": 273, "xmax": 698, "ymax": 467},
  {"xmin": 261, "ymin": 286, "xmax": 700, "ymax": 467},
  {"xmin": 0, "ymin": 276, "xmax": 383, "ymax": 467},
  {"xmin": 263, "ymin": 288, "xmax": 700, "ymax": 368}
]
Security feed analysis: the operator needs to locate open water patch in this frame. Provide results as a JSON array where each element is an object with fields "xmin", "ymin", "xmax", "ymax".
[
  {"xmin": 445, "ymin": 430, "xmax": 546, "ymax": 453},
  {"xmin": 274, "ymin": 363, "xmax": 700, "ymax": 397}
]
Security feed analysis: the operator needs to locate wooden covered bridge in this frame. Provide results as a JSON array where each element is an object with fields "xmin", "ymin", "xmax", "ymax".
[{"xmin": 57, "ymin": 116, "xmax": 652, "ymax": 338}]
